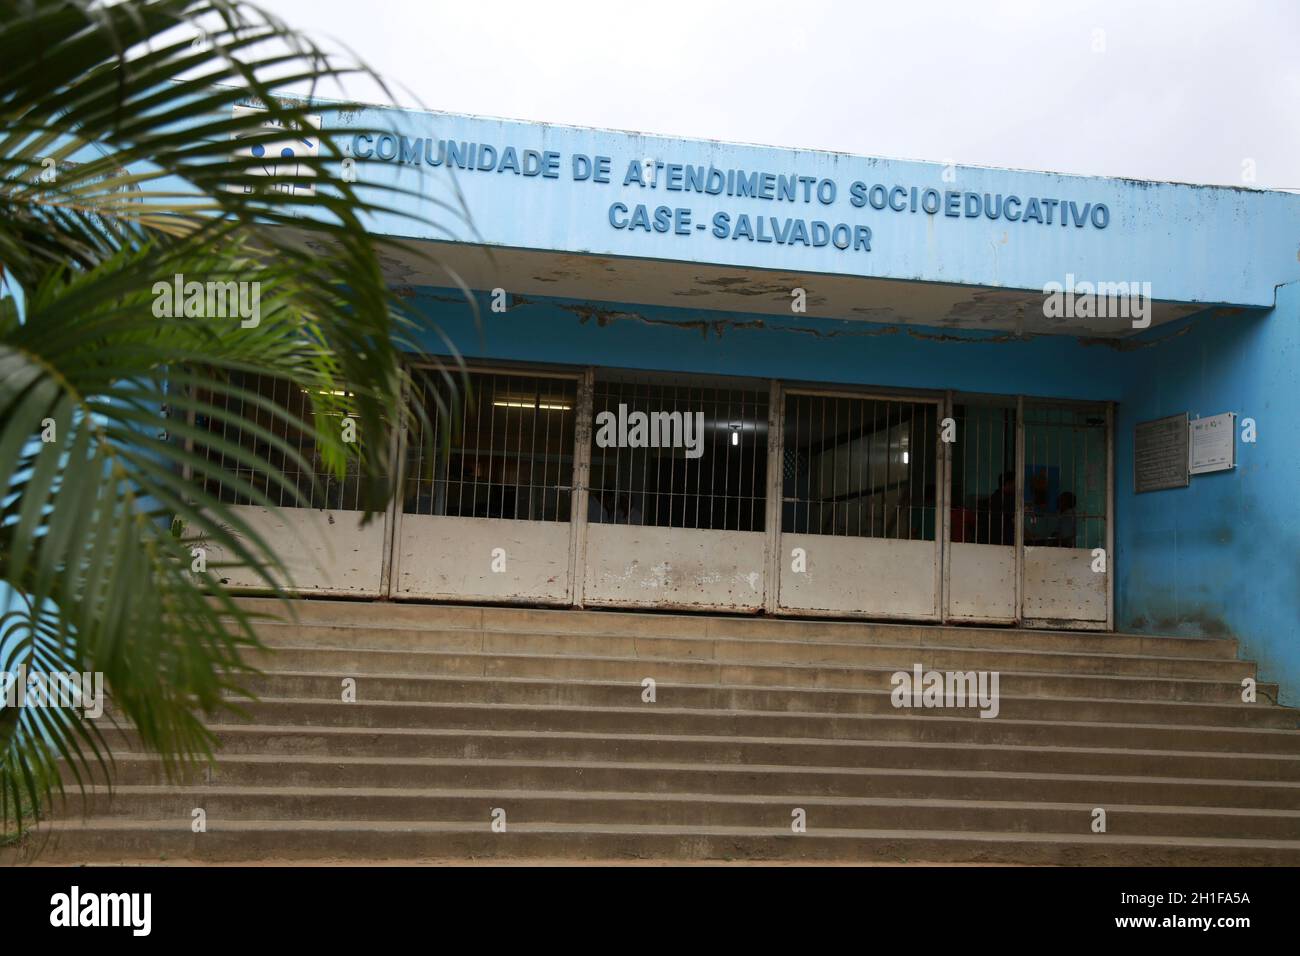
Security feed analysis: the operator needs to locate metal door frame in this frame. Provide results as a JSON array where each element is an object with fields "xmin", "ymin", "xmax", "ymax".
[
  {"xmin": 1016, "ymin": 396, "xmax": 1115, "ymax": 630},
  {"xmin": 388, "ymin": 360, "xmax": 584, "ymax": 604},
  {"xmin": 379, "ymin": 356, "xmax": 1114, "ymax": 630},
  {"xmin": 570, "ymin": 367, "xmax": 594, "ymax": 606},
  {"xmin": 188, "ymin": 371, "xmax": 391, "ymax": 598},
  {"xmin": 577, "ymin": 366, "xmax": 773, "ymax": 612},
  {"xmin": 941, "ymin": 391, "xmax": 1022, "ymax": 624},
  {"xmin": 772, "ymin": 383, "xmax": 946, "ymax": 621}
]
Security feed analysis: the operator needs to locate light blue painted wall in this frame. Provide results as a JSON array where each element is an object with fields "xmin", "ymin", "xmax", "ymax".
[
  {"xmin": 1114, "ymin": 284, "xmax": 1300, "ymax": 704},
  {"xmin": 330, "ymin": 104, "xmax": 1300, "ymax": 308},
  {"xmin": 408, "ymin": 284, "xmax": 1298, "ymax": 703},
  {"xmin": 349, "ymin": 105, "xmax": 1299, "ymax": 701},
  {"xmin": 95, "ymin": 96, "xmax": 1300, "ymax": 698},
  {"xmin": 405, "ymin": 286, "xmax": 1130, "ymax": 398}
]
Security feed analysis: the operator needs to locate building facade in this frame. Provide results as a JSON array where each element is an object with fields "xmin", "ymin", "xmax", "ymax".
[{"xmin": 214, "ymin": 104, "xmax": 1300, "ymax": 703}]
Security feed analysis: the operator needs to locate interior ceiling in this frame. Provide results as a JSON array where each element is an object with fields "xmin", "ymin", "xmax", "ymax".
[{"xmin": 358, "ymin": 237, "xmax": 1206, "ymax": 338}]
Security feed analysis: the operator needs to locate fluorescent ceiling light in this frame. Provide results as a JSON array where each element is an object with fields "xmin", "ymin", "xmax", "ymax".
[{"xmin": 492, "ymin": 400, "xmax": 571, "ymax": 411}]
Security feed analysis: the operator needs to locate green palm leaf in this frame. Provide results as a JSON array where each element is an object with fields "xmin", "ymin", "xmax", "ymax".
[{"xmin": 0, "ymin": 0, "xmax": 472, "ymax": 845}]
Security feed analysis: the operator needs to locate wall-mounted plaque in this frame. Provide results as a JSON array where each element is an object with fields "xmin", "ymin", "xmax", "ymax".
[
  {"xmin": 1190, "ymin": 412, "xmax": 1236, "ymax": 475},
  {"xmin": 1134, "ymin": 413, "xmax": 1189, "ymax": 493}
]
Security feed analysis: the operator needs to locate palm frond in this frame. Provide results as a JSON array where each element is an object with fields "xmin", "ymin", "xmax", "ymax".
[{"xmin": 0, "ymin": 0, "xmax": 472, "ymax": 840}]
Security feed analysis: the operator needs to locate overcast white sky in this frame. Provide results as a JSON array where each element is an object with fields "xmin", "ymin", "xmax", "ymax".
[{"xmin": 260, "ymin": 0, "xmax": 1299, "ymax": 190}]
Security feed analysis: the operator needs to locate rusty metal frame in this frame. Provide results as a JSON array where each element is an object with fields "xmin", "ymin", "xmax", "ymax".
[
  {"xmin": 570, "ymin": 367, "xmax": 595, "ymax": 607},
  {"xmin": 1018, "ymin": 396, "xmax": 1114, "ymax": 630},
  {"xmin": 773, "ymin": 383, "xmax": 945, "ymax": 621},
  {"xmin": 373, "ymin": 354, "xmax": 1116, "ymax": 630},
  {"xmin": 763, "ymin": 378, "xmax": 783, "ymax": 614},
  {"xmin": 389, "ymin": 359, "xmax": 583, "ymax": 604},
  {"xmin": 1016, "ymin": 394, "xmax": 1026, "ymax": 625},
  {"xmin": 942, "ymin": 393, "xmax": 1020, "ymax": 625}
]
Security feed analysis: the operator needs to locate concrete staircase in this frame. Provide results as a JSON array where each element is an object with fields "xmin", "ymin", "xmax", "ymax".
[{"xmin": 24, "ymin": 598, "xmax": 1300, "ymax": 864}]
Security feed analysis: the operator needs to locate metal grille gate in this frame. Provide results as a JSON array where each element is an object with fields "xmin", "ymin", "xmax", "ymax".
[
  {"xmin": 391, "ymin": 367, "xmax": 579, "ymax": 603},
  {"xmin": 200, "ymin": 363, "xmax": 1113, "ymax": 627},
  {"xmin": 581, "ymin": 373, "xmax": 771, "ymax": 611},
  {"xmin": 1021, "ymin": 402, "xmax": 1111, "ymax": 626},
  {"xmin": 193, "ymin": 370, "xmax": 388, "ymax": 595},
  {"xmin": 946, "ymin": 398, "xmax": 1019, "ymax": 621},
  {"xmin": 776, "ymin": 389, "xmax": 943, "ymax": 619}
]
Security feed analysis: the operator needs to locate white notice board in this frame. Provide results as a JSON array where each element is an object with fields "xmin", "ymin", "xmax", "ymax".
[{"xmin": 1189, "ymin": 413, "xmax": 1236, "ymax": 475}]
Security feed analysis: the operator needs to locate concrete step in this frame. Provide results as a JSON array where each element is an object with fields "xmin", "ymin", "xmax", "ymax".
[
  {"xmin": 99, "ymin": 753, "xmax": 1300, "ymax": 810},
  {"xmin": 233, "ymin": 655, "xmax": 1275, "ymax": 704},
  {"xmin": 228, "ymin": 597, "xmax": 1242, "ymax": 660},
  {"xmin": 244, "ymin": 625, "xmax": 1254, "ymax": 681},
  {"xmin": 65, "ymin": 786, "xmax": 1300, "ymax": 841},
  {"xmin": 206, "ymin": 699, "xmax": 1300, "ymax": 755},
  {"xmin": 33, "ymin": 598, "xmax": 1295, "ymax": 865},
  {"xmin": 100, "ymin": 726, "xmax": 1300, "ymax": 782},
  {"xmin": 219, "ymin": 673, "xmax": 1297, "ymax": 728},
  {"xmin": 22, "ymin": 817, "xmax": 1300, "ymax": 866}
]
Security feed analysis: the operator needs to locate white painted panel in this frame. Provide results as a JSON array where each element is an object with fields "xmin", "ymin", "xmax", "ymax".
[
  {"xmin": 395, "ymin": 514, "xmax": 571, "ymax": 603},
  {"xmin": 1023, "ymin": 546, "xmax": 1108, "ymax": 622},
  {"xmin": 948, "ymin": 543, "xmax": 1017, "ymax": 622},
  {"xmin": 584, "ymin": 524, "xmax": 766, "ymax": 611},
  {"xmin": 208, "ymin": 506, "xmax": 385, "ymax": 596},
  {"xmin": 778, "ymin": 534, "xmax": 938, "ymax": 618}
]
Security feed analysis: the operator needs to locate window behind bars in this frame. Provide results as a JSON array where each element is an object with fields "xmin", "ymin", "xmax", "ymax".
[
  {"xmin": 403, "ymin": 369, "xmax": 577, "ymax": 522},
  {"xmin": 589, "ymin": 375, "xmax": 769, "ymax": 532},
  {"xmin": 1023, "ymin": 404, "xmax": 1108, "ymax": 550},
  {"xmin": 193, "ymin": 370, "xmax": 373, "ymax": 511},
  {"xmin": 781, "ymin": 394, "xmax": 939, "ymax": 540}
]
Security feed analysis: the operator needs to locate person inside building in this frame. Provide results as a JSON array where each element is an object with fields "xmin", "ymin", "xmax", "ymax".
[
  {"xmin": 587, "ymin": 487, "xmax": 612, "ymax": 523},
  {"xmin": 983, "ymin": 471, "xmax": 1017, "ymax": 546},
  {"xmin": 614, "ymin": 491, "xmax": 644, "ymax": 526},
  {"xmin": 1054, "ymin": 491, "xmax": 1078, "ymax": 548},
  {"xmin": 950, "ymin": 477, "xmax": 975, "ymax": 543}
]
